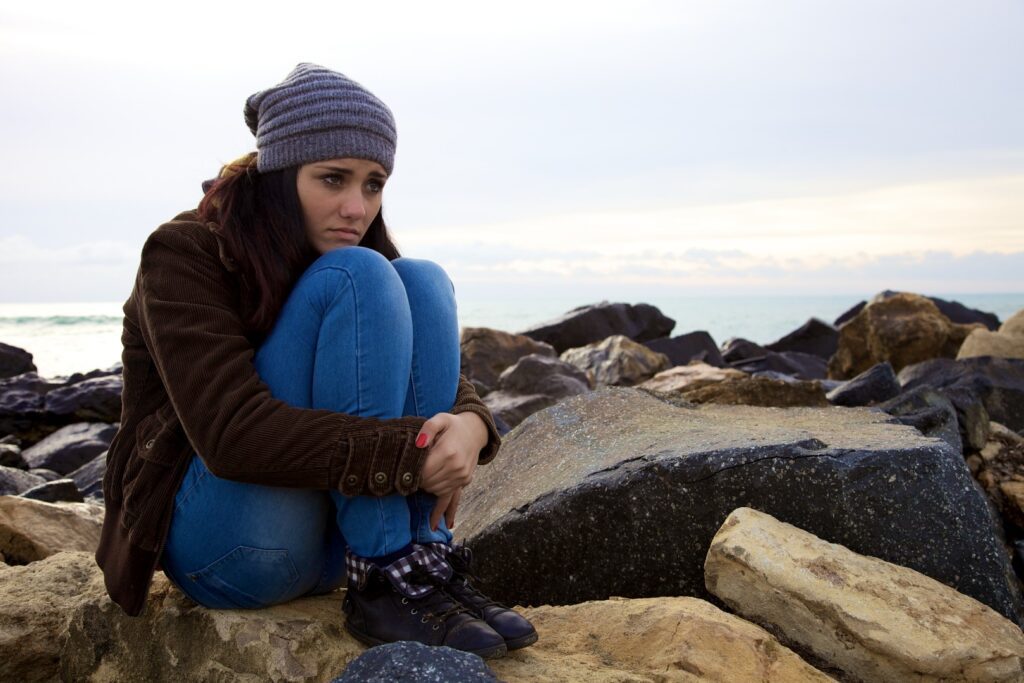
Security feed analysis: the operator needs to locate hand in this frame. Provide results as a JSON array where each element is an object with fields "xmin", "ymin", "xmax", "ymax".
[
  {"xmin": 430, "ymin": 487, "xmax": 462, "ymax": 531},
  {"xmin": 417, "ymin": 412, "xmax": 488, "ymax": 525}
]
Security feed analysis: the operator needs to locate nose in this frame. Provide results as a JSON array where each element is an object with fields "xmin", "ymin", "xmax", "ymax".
[{"xmin": 338, "ymin": 189, "xmax": 366, "ymax": 221}]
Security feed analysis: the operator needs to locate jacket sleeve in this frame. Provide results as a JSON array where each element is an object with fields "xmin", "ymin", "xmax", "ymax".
[{"xmin": 136, "ymin": 223, "xmax": 434, "ymax": 497}]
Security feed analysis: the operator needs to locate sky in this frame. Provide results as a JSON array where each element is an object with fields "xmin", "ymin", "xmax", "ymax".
[{"xmin": 1, "ymin": 0, "xmax": 1022, "ymax": 303}]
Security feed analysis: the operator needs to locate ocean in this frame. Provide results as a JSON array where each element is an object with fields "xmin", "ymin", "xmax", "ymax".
[{"xmin": 1, "ymin": 293, "xmax": 1021, "ymax": 380}]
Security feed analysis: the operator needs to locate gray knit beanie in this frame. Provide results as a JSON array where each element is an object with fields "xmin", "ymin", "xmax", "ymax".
[{"xmin": 245, "ymin": 63, "xmax": 397, "ymax": 174}]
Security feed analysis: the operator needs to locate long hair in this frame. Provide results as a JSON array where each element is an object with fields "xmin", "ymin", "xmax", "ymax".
[{"xmin": 197, "ymin": 152, "xmax": 401, "ymax": 336}]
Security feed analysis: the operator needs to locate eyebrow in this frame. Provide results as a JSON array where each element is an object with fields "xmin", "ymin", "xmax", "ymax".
[{"xmin": 314, "ymin": 164, "xmax": 387, "ymax": 179}]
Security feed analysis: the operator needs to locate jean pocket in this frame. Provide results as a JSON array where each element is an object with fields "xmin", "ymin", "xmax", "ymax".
[{"xmin": 186, "ymin": 546, "xmax": 300, "ymax": 609}]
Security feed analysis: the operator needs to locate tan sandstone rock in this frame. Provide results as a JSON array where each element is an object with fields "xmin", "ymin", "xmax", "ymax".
[
  {"xmin": 639, "ymin": 361, "xmax": 747, "ymax": 395},
  {"xmin": 705, "ymin": 507, "xmax": 1024, "ymax": 683},
  {"xmin": 828, "ymin": 292, "xmax": 983, "ymax": 379},
  {"xmin": 967, "ymin": 422, "xmax": 1024, "ymax": 529},
  {"xmin": 492, "ymin": 597, "xmax": 833, "ymax": 682},
  {"xmin": 0, "ymin": 495, "xmax": 103, "ymax": 564},
  {"xmin": 560, "ymin": 335, "xmax": 670, "ymax": 387},
  {"xmin": 678, "ymin": 376, "xmax": 828, "ymax": 407},
  {"xmin": 4, "ymin": 550, "xmax": 830, "ymax": 683},
  {"xmin": 959, "ymin": 309, "xmax": 1024, "ymax": 360}
]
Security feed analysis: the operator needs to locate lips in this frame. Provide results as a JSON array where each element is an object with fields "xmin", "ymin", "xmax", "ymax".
[{"xmin": 328, "ymin": 228, "xmax": 360, "ymax": 240}]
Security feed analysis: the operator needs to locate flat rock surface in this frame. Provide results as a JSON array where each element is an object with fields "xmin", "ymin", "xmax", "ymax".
[
  {"xmin": 455, "ymin": 387, "xmax": 1023, "ymax": 625},
  {"xmin": 706, "ymin": 507, "xmax": 1024, "ymax": 683},
  {"xmin": 5, "ymin": 552, "xmax": 829, "ymax": 683}
]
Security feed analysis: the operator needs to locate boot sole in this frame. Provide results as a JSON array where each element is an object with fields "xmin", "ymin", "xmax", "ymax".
[
  {"xmin": 505, "ymin": 630, "xmax": 539, "ymax": 651},
  {"xmin": 344, "ymin": 621, "xmax": 509, "ymax": 659}
]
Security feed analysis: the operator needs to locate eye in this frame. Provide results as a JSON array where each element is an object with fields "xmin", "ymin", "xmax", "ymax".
[
  {"xmin": 320, "ymin": 174, "xmax": 343, "ymax": 187},
  {"xmin": 366, "ymin": 179, "xmax": 385, "ymax": 194}
]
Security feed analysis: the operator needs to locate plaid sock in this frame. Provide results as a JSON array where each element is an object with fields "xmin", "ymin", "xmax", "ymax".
[{"xmin": 346, "ymin": 543, "xmax": 453, "ymax": 598}]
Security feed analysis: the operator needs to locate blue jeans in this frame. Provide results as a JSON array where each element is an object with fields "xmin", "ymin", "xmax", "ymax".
[{"xmin": 161, "ymin": 247, "xmax": 459, "ymax": 609}]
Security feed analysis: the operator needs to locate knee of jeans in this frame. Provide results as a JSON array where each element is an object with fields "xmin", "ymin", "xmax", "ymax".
[
  {"xmin": 311, "ymin": 246, "xmax": 391, "ymax": 274},
  {"xmin": 391, "ymin": 258, "xmax": 454, "ymax": 296}
]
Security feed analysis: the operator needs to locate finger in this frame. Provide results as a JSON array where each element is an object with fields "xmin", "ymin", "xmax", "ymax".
[
  {"xmin": 416, "ymin": 413, "xmax": 452, "ymax": 449},
  {"xmin": 431, "ymin": 492, "xmax": 452, "ymax": 531},
  {"xmin": 445, "ymin": 488, "xmax": 462, "ymax": 529}
]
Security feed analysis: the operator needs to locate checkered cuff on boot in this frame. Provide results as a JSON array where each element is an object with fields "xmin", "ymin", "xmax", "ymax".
[{"xmin": 346, "ymin": 544, "xmax": 453, "ymax": 598}]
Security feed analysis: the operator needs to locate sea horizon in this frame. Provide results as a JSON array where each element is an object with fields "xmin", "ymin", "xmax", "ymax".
[{"xmin": 2, "ymin": 291, "xmax": 1021, "ymax": 380}]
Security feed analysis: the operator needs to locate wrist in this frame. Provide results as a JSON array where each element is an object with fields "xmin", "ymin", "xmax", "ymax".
[{"xmin": 459, "ymin": 411, "xmax": 489, "ymax": 451}]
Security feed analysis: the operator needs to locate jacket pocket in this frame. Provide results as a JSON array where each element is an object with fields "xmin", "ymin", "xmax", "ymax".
[{"xmin": 135, "ymin": 405, "xmax": 184, "ymax": 467}]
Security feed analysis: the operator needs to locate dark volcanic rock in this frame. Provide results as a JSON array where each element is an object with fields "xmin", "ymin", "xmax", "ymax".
[
  {"xmin": 826, "ymin": 362, "xmax": 901, "ymax": 407},
  {"xmin": 720, "ymin": 338, "xmax": 768, "ymax": 364},
  {"xmin": 60, "ymin": 366, "xmax": 122, "ymax": 387},
  {"xmin": 729, "ymin": 350, "xmax": 828, "ymax": 381},
  {"xmin": 0, "ymin": 372, "xmax": 67, "ymax": 444},
  {"xmin": 0, "ymin": 443, "xmax": 26, "ymax": 469},
  {"xmin": 455, "ymin": 388, "xmax": 1023, "ymax": 626},
  {"xmin": 30, "ymin": 468, "xmax": 62, "ymax": 481},
  {"xmin": 0, "ymin": 464, "xmax": 46, "ymax": 495},
  {"xmin": 0, "ymin": 342, "xmax": 36, "ymax": 380},
  {"xmin": 483, "ymin": 354, "xmax": 591, "ymax": 430},
  {"xmin": 68, "ymin": 452, "xmax": 106, "ymax": 501},
  {"xmin": 460, "ymin": 327, "xmax": 556, "ymax": 396},
  {"xmin": 872, "ymin": 290, "xmax": 1001, "ymax": 330},
  {"xmin": 764, "ymin": 318, "xmax": 839, "ymax": 360},
  {"xmin": 834, "ymin": 300, "xmax": 866, "ymax": 327},
  {"xmin": 20, "ymin": 478, "xmax": 84, "ymax": 503},
  {"xmin": 43, "ymin": 375, "xmax": 122, "ymax": 423},
  {"xmin": 899, "ymin": 357, "xmax": 1024, "ymax": 433},
  {"xmin": 21, "ymin": 422, "xmax": 118, "ymax": 476},
  {"xmin": 877, "ymin": 386, "xmax": 962, "ymax": 455},
  {"xmin": 518, "ymin": 301, "xmax": 675, "ymax": 354},
  {"xmin": 644, "ymin": 331, "xmax": 725, "ymax": 368},
  {"xmin": 332, "ymin": 641, "xmax": 498, "ymax": 682}
]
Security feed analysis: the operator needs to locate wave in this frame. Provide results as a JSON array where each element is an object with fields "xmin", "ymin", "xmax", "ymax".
[{"xmin": 0, "ymin": 315, "xmax": 122, "ymax": 326}]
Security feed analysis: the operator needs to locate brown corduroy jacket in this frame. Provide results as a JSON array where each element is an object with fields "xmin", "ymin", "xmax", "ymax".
[{"xmin": 95, "ymin": 210, "xmax": 500, "ymax": 617}]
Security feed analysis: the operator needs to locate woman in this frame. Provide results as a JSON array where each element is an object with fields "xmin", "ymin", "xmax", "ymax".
[{"xmin": 95, "ymin": 63, "xmax": 536, "ymax": 659}]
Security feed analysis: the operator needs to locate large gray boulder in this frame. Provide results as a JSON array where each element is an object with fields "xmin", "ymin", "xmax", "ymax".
[
  {"xmin": 455, "ymin": 388, "xmax": 1023, "ymax": 626},
  {"xmin": 518, "ymin": 302, "xmax": 675, "ymax": 354},
  {"xmin": 20, "ymin": 422, "xmax": 117, "ymax": 476}
]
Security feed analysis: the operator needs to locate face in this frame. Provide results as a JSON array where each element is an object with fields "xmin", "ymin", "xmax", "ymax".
[{"xmin": 296, "ymin": 158, "xmax": 387, "ymax": 254}]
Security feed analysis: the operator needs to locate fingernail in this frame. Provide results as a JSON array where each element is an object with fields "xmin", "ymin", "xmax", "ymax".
[{"xmin": 416, "ymin": 434, "xmax": 428, "ymax": 448}]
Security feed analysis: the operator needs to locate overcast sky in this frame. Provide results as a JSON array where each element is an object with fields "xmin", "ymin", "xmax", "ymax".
[{"xmin": 1, "ymin": 0, "xmax": 1022, "ymax": 302}]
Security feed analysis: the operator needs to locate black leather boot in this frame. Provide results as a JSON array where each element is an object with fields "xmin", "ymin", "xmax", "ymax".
[
  {"xmin": 343, "ymin": 565, "xmax": 508, "ymax": 659},
  {"xmin": 445, "ymin": 545, "xmax": 538, "ymax": 650}
]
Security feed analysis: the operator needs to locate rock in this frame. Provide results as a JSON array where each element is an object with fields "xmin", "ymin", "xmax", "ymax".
[
  {"xmin": 877, "ymin": 387, "xmax": 962, "ymax": 454},
  {"xmin": 519, "ymin": 301, "xmax": 675, "ymax": 354},
  {"xmin": 0, "ymin": 497, "xmax": 103, "ymax": 564},
  {"xmin": 20, "ymin": 479, "xmax": 85, "ymax": 503},
  {"xmin": 677, "ymin": 376, "xmax": 828, "ymax": 408},
  {"xmin": 942, "ymin": 384, "xmax": 992, "ymax": 451},
  {"xmin": 20, "ymin": 422, "xmax": 118, "ymax": 475},
  {"xmin": 68, "ymin": 451, "xmax": 106, "ymax": 501},
  {"xmin": 560, "ymin": 335, "xmax": 670, "ymax": 387},
  {"xmin": 29, "ymin": 468, "xmax": 62, "ymax": 482},
  {"xmin": 484, "ymin": 392, "xmax": 562, "ymax": 432},
  {"xmin": 3, "ymin": 552, "xmax": 829, "ymax": 683},
  {"xmin": 0, "ymin": 443, "xmax": 26, "ymax": 469},
  {"xmin": 0, "ymin": 372, "xmax": 63, "ymax": 443},
  {"xmin": 1003, "ymin": 309, "xmax": 1024, "ymax": 339},
  {"xmin": 638, "ymin": 362, "xmax": 747, "ymax": 395},
  {"xmin": 0, "ymin": 434, "xmax": 20, "ymax": 445},
  {"xmin": 460, "ymin": 327, "xmax": 556, "ymax": 396},
  {"xmin": 958, "ymin": 308, "xmax": 1024, "ymax": 360},
  {"xmin": 0, "ymin": 465, "xmax": 46, "ymax": 496},
  {"xmin": 899, "ymin": 357, "xmax": 1024, "ymax": 432},
  {"xmin": 730, "ymin": 350, "xmax": 828, "ymax": 381},
  {"xmin": 765, "ymin": 318, "xmax": 839, "ymax": 360},
  {"xmin": 0, "ymin": 342, "xmax": 36, "ymax": 380},
  {"xmin": 826, "ymin": 362, "xmax": 901, "ymax": 407},
  {"xmin": 828, "ymin": 293, "xmax": 983, "ymax": 379},
  {"xmin": 43, "ymin": 375, "xmax": 123, "ymax": 423},
  {"xmin": 643, "ymin": 331, "xmax": 726, "ymax": 367},
  {"xmin": 834, "ymin": 300, "xmax": 866, "ymax": 327},
  {"xmin": 970, "ymin": 423, "xmax": 1024, "ymax": 530},
  {"xmin": 483, "ymin": 354, "xmax": 592, "ymax": 430},
  {"xmin": 705, "ymin": 507, "xmax": 1024, "ymax": 683},
  {"xmin": 455, "ymin": 387, "xmax": 1023, "ymax": 625},
  {"xmin": 488, "ymin": 597, "xmax": 832, "ymax": 683},
  {"xmin": 60, "ymin": 365, "xmax": 122, "ymax": 387},
  {"xmin": 923, "ymin": 293, "xmax": 1002, "ymax": 330},
  {"xmin": 332, "ymin": 641, "xmax": 498, "ymax": 682},
  {"xmin": 495, "ymin": 353, "xmax": 592, "ymax": 397},
  {"xmin": 720, "ymin": 338, "xmax": 768, "ymax": 363}
]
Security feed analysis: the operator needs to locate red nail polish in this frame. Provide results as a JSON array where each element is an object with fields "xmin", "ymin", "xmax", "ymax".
[{"xmin": 416, "ymin": 433, "xmax": 428, "ymax": 448}]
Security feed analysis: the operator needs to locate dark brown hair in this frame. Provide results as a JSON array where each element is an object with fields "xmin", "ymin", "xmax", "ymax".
[{"xmin": 197, "ymin": 153, "xmax": 401, "ymax": 336}]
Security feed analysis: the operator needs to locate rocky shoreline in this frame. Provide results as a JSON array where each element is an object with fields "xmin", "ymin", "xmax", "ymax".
[{"xmin": 2, "ymin": 289, "xmax": 1024, "ymax": 681}]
